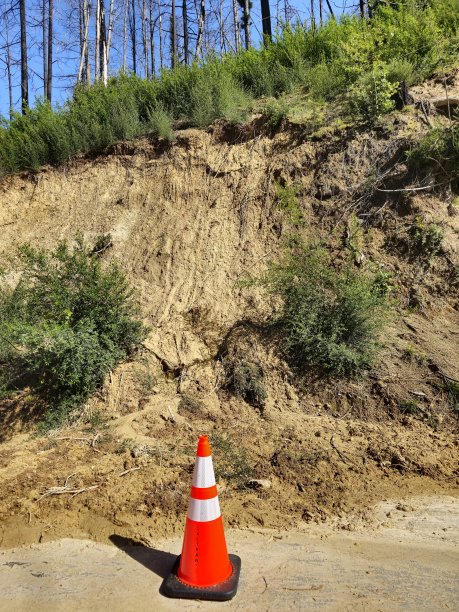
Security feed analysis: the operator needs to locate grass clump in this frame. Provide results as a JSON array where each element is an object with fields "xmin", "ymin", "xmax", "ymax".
[
  {"xmin": 399, "ymin": 399, "xmax": 421, "ymax": 415},
  {"xmin": 408, "ymin": 122, "xmax": 459, "ymax": 187},
  {"xmin": 0, "ymin": 235, "xmax": 146, "ymax": 428},
  {"xmin": 212, "ymin": 432, "xmax": 252, "ymax": 488},
  {"xmin": 260, "ymin": 242, "xmax": 392, "ymax": 377},
  {"xmin": 224, "ymin": 359, "xmax": 267, "ymax": 409},
  {"xmin": 407, "ymin": 217, "xmax": 444, "ymax": 257}
]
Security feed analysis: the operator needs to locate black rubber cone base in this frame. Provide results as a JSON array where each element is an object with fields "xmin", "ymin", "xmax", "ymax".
[{"xmin": 162, "ymin": 554, "xmax": 241, "ymax": 601}]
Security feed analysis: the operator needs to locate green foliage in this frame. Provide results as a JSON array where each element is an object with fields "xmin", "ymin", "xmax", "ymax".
[
  {"xmin": 399, "ymin": 399, "xmax": 420, "ymax": 415},
  {"xmin": 178, "ymin": 394, "xmax": 205, "ymax": 414},
  {"xmin": 0, "ymin": 0, "xmax": 458, "ymax": 175},
  {"xmin": 408, "ymin": 123, "xmax": 459, "ymax": 184},
  {"xmin": 260, "ymin": 242, "xmax": 392, "ymax": 376},
  {"xmin": 442, "ymin": 380, "xmax": 459, "ymax": 413},
  {"xmin": 0, "ymin": 236, "xmax": 146, "ymax": 427},
  {"xmin": 274, "ymin": 181, "xmax": 303, "ymax": 225},
  {"xmin": 212, "ymin": 432, "xmax": 252, "ymax": 487},
  {"xmin": 224, "ymin": 359, "xmax": 267, "ymax": 408},
  {"xmin": 407, "ymin": 217, "xmax": 444, "ymax": 257},
  {"xmin": 346, "ymin": 68, "xmax": 398, "ymax": 123},
  {"xmin": 261, "ymin": 98, "xmax": 289, "ymax": 129}
]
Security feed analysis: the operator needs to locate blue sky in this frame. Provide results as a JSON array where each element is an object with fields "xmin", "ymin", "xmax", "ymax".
[{"xmin": 0, "ymin": 0, "xmax": 350, "ymax": 118}]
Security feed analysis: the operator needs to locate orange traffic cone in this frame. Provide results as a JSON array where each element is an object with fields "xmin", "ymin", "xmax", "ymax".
[{"xmin": 163, "ymin": 435, "xmax": 241, "ymax": 601}]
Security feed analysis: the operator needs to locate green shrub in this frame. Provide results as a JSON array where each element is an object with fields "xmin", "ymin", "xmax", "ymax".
[
  {"xmin": 399, "ymin": 399, "xmax": 420, "ymax": 415},
  {"xmin": 407, "ymin": 217, "xmax": 444, "ymax": 257},
  {"xmin": 347, "ymin": 68, "xmax": 397, "ymax": 123},
  {"xmin": 224, "ymin": 358, "xmax": 267, "ymax": 408},
  {"xmin": 408, "ymin": 123, "xmax": 459, "ymax": 184},
  {"xmin": 0, "ymin": 235, "xmax": 146, "ymax": 427},
  {"xmin": 442, "ymin": 380, "xmax": 459, "ymax": 413},
  {"xmin": 212, "ymin": 432, "xmax": 252, "ymax": 487},
  {"xmin": 260, "ymin": 242, "xmax": 391, "ymax": 376}
]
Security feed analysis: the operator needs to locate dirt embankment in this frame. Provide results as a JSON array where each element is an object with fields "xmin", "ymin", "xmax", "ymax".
[{"xmin": 0, "ymin": 73, "xmax": 458, "ymax": 549}]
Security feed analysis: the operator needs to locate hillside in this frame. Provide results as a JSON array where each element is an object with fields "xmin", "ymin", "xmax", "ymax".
[{"xmin": 0, "ymin": 71, "xmax": 458, "ymax": 549}]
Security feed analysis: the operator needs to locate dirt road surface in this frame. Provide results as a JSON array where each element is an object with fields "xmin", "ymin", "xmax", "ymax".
[{"xmin": 0, "ymin": 496, "xmax": 457, "ymax": 612}]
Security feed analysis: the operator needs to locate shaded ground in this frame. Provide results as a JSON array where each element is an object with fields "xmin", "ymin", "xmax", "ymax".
[{"xmin": 0, "ymin": 496, "xmax": 457, "ymax": 612}]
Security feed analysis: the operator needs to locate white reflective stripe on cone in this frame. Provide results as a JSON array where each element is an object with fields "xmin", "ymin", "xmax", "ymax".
[
  {"xmin": 187, "ymin": 496, "xmax": 221, "ymax": 522},
  {"xmin": 192, "ymin": 456, "xmax": 216, "ymax": 488}
]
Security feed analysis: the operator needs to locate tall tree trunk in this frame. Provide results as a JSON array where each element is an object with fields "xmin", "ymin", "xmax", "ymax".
[
  {"xmin": 141, "ymin": 0, "xmax": 148, "ymax": 76},
  {"xmin": 195, "ymin": 0, "xmax": 205, "ymax": 58},
  {"xmin": 5, "ymin": 28, "xmax": 13, "ymax": 119},
  {"xmin": 95, "ymin": 0, "xmax": 100, "ymax": 79},
  {"xmin": 158, "ymin": 0, "xmax": 164, "ymax": 69},
  {"xmin": 319, "ymin": 0, "xmax": 323, "ymax": 26},
  {"xmin": 85, "ymin": 0, "xmax": 91, "ymax": 83},
  {"xmin": 47, "ymin": 0, "xmax": 53, "ymax": 102},
  {"xmin": 42, "ymin": 0, "xmax": 48, "ymax": 100},
  {"xmin": 182, "ymin": 0, "xmax": 189, "ymax": 64},
  {"xmin": 99, "ymin": 0, "xmax": 107, "ymax": 82},
  {"xmin": 170, "ymin": 0, "xmax": 177, "ymax": 68},
  {"xmin": 260, "ymin": 0, "xmax": 272, "ymax": 42},
  {"xmin": 243, "ymin": 0, "xmax": 250, "ymax": 50},
  {"xmin": 310, "ymin": 0, "xmax": 315, "ymax": 30},
  {"xmin": 78, "ymin": 0, "xmax": 90, "ymax": 83},
  {"xmin": 149, "ymin": 0, "xmax": 155, "ymax": 75},
  {"xmin": 232, "ymin": 0, "xmax": 241, "ymax": 53},
  {"xmin": 123, "ymin": 0, "xmax": 129, "ymax": 72},
  {"xmin": 359, "ymin": 0, "xmax": 365, "ymax": 18},
  {"xmin": 19, "ymin": 0, "xmax": 28, "ymax": 113},
  {"xmin": 130, "ymin": 0, "xmax": 137, "ymax": 74},
  {"xmin": 105, "ymin": 0, "xmax": 115, "ymax": 79}
]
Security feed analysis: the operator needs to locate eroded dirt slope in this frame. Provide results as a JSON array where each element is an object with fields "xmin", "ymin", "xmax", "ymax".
[{"xmin": 0, "ymin": 73, "xmax": 458, "ymax": 548}]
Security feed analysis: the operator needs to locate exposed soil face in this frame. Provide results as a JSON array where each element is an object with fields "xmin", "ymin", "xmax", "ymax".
[{"xmin": 0, "ymin": 74, "xmax": 458, "ymax": 549}]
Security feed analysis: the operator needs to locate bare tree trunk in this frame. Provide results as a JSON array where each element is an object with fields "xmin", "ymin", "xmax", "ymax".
[
  {"xmin": 130, "ymin": 0, "xmax": 137, "ymax": 74},
  {"xmin": 170, "ymin": 0, "xmax": 177, "ymax": 68},
  {"xmin": 42, "ymin": 0, "xmax": 48, "ymax": 100},
  {"xmin": 158, "ymin": 0, "xmax": 163, "ymax": 69},
  {"xmin": 5, "ymin": 27, "xmax": 13, "ymax": 119},
  {"xmin": 95, "ymin": 0, "xmax": 100, "ymax": 79},
  {"xmin": 182, "ymin": 0, "xmax": 189, "ymax": 64},
  {"xmin": 360, "ymin": 0, "xmax": 365, "ymax": 18},
  {"xmin": 319, "ymin": 0, "xmax": 323, "ymax": 26},
  {"xmin": 141, "ymin": 0, "xmax": 148, "ymax": 76},
  {"xmin": 99, "ymin": 0, "xmax": 107, "ymax": 83},
  {"xmin": 243, "ymin": 0, "xmax": 250, "ymax": 50},
  {"xmin": 19, "ymin": 0, "xmax": 28, "ymax": 113},
  {"xmin": 149, "ymin": 0, "xmax": 155, "ymax": 75},
  {"xmin": 260, "ymin": 0, "xmax": 272, "ymax": 42},
  {"xmin": 47, "ymin": 0, "xmax": 53, "ymax": 102},
  {"xmin": 78, "ymin": 0, "xmax": 91, "ymax": 83},
  {"xmin": 122, "ymin": 0, "xmax": 128, "ymax": 72},
  {"xmin": 105, "ymin": 0, "xmax": 115, "ymax": 78},
  {"xmin": 232, "ymin": 0, "xmax": 241, "ymax": 53},
  {"xmin": 310, "ymin": 0, "xmax": 315, "ymax": 30},
  {"xmin": 195, "ymin": 0, "xmax": 205, "ymax": 58}
]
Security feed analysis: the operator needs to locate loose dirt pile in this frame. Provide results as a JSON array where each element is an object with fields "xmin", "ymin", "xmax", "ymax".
[{"xmin": 0, "ymin": 73, "xmax": 458, "ymax": 549}]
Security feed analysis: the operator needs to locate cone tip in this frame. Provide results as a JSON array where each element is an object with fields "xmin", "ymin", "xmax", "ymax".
[{"xmin": 197, "ymin": 435, "xmax": 212, "ymax": 457}]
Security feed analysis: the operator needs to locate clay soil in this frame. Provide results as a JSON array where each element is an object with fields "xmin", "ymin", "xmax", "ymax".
[{"xmin": 0, "ymin": 73, "xmax": 458, "ymax": 551}]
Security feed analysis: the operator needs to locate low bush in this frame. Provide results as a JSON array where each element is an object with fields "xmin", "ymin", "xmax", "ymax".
[
  {"xmin": 346, "ymin": 68, "xmax": 397, "ymax": 124},
  {"xmin": 224, "ymin": 358, "xmax": 267, "ymax": 408},
  {"xmin": 259, "ymin": 242, "xmax": 392, "ymax": 376},
  {"xmin": 407, "ymin": 217, "xmax": 444, "ymax": 257},
  {"xmin": 0, "ymin": 235, "xmax": 146, "ymax": 427},
  {"xmin": 408, "ymin": 122, "xmax": 459, "ymax": 186}
]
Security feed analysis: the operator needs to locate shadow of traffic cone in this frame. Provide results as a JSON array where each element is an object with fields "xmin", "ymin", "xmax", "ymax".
[{"xmin": 163, "ymin": 435, "xmax": 241, "ymax": 601}]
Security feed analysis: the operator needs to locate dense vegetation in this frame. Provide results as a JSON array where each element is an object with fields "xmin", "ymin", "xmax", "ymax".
[
  {"xmin": 260, "ymin": 242, "xmax": 392, "ymax": 376},
  {"xmin": 0, "ymin": 0, "xmax": 458, "ymax": 176},
  {"xmin": 0, "ymin": 237, "xmax": 146, "ymax": 427}
]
